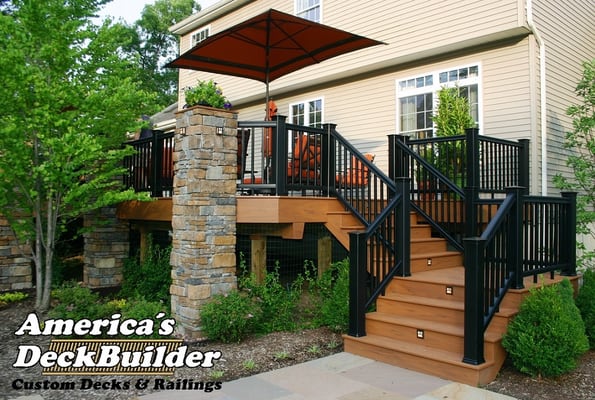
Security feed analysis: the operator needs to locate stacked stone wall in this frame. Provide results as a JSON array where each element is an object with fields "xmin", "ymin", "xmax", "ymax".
[
  {"xmin": 83, "ymin": 206, "xmax": 129, "ymax": 287},
  {"xmin": 170, "ymin": 105, "xmax": 238, "ymax": 339},
  {"xmin": 0, "ymin": 216, "xmax": 32, "ymax": 291}
]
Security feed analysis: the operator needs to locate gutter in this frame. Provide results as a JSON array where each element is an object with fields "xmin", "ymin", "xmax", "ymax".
[{"xmin": 526, "ymin": 0, "xmax": 548, "ymax": 195}]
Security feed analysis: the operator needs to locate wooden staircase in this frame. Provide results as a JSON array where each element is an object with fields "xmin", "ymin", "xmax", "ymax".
[{"xmin": 341, "ymin": 211, "xmax": 518, "ymax": 386}]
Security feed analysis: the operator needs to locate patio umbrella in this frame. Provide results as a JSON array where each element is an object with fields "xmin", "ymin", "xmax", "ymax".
[{"xmin": 167, "ymin": 8, "xmax": 385, "ymax": 115}]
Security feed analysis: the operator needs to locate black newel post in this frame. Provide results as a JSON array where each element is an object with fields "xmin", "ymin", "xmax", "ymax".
[
  {"xmin": 464, "ymin": 128, "xmax": 480, "ymax": 238},
  {"xmin": 348, "ymin": 230, "xmax": 368, "ymax": 337},
  {"xmin": 463, "ymin": 236, "xmax": 486, "ymax": 365},
  {"xmin": 272, "ymin": 115, "xmax": 288, "ymax": 196},
  {"xmin": 507, "ymin": 187, "xmax": 525, "ymax": 289},
  {"xmin": 518, "ymin": 139, "xmax": 530, "ymax": 194},
  {"xmin": 395, "ymin": 177, "xmax": 411, "ymax": 277},
  {"xmin": 388, "ymin": 134, "xmax": 410, "ymax": 181},
  {"xmin": 560, "ymin": 192, "xmax": 578, "ymax": 277},
  {"xmin": 322, "ymin": 123, "xmax": 337, "ymax": 194}
]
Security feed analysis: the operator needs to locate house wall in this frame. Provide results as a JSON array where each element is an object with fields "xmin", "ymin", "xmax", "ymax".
[
  {"xmin": 531, "ymin": 0, "xmax": 594, "ymax": 195},
  {"xmin": 174, "ymin": 0, "xmax": 593, "ymax": 194}
]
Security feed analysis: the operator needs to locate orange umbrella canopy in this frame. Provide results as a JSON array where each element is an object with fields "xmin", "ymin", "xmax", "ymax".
[{"xmin": 167, "ymin": 9, "xmax": 384, "ymax": 100}]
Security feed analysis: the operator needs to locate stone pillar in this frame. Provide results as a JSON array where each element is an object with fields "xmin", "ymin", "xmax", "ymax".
[
  {"xmin": 0, "ymin": 216, "xmax": 32, "ymax": 291},
  {"xmin": 170, "ymin": 105, "xmax": 238, "ymax": 339},
  {"xmin": 83, "ymin": 206, "xmax": 129, "ymax": 288}
]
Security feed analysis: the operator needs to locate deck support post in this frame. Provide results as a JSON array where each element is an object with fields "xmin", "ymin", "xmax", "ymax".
[
  {"xmin": 317, "ymin": 236, "xmax": 332, "ymax": 279},
  {"xmin": 250, "ymin": 235, "xmax": 267, "ymax": 284}
]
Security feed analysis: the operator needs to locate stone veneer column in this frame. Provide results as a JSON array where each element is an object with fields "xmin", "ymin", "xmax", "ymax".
[
  {"xmin": 170, "ymin": 105, "xmax": 238, "ymax": 339},
  {"xmin": 0, "ymin": 215, "xmax": 32, "ymax": 290},
  {"xmin": 83, "ymin": 206, "xmax": 129, "ymax": 287}
]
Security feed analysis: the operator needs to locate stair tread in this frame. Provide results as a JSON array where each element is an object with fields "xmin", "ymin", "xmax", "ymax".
[
  {"xmin": 367, "ymin": 312, "xmax": 503, "ymax": 343},
  {"xmin": 410, "ymin": 250, "xmax": 462, "ymax": 259},
  {"xmin": 347, "ymin": 334, "xmax": 496, "ymax": 369},
  {"xmin": 395, "ymin": 267, "xmax": 465, "ymax": 285}
]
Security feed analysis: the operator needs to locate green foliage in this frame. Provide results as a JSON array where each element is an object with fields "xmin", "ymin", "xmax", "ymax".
[
  {"xmin": 200, "ymin": 256, "xmax": 352, "ymax": 343},
  {"xmin": 49, "ymin": 283, "xmax": 116, "ymax": 321},
  {"xmin": 502, "ymin": 279, "xmax": 589, "ymax": 377},
  {"xmin": 49, "ymin": 283, "xmax": 170, "ymax": 338},
  {"xmin": 200, "ymin": 290, "xmax": 262, "ymax": 343},
  {"xmin": 120, "ymin": 237, "xmax": 172, "ymax": 305},
  {"xmin": 553, "ymin": 59, "xmax": 595, "ymax": 271},
  {"xmin": 0, "ymin": 0, "xmax": 156, "ymax": 311},
  {"xmin": 239, "ymin": 263, "xmax": 304, "ymax": 333},
  {"xmin": 316, "ymin": 259, "xmax": 350, "ymax": 332},
  {"xmin": 123, "ymin": 0, "xmax": 200, "ymax": 107},
  {"xmin": 432, "ymin": 86, "xmax": 475, "ymax": 137},
  {"xmin": 183, "ymin": 80, "xmax": 232, "ymax": 109},
  {"xmin": 0, "ymin": 291, "xmax": 28, "ymax": 307},
  {"xmin": 119, "ymin": 298, "xmax": 170, "ymax": 338},
  {"xmin": 576, "ymin": 269, "xmax": 595, "ymax": 348}
]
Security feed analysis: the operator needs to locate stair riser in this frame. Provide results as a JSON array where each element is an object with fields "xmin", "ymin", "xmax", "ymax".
[
  {"xmin": 410, "ymin": 254, "xmax": 463, "ymax": 272},
  {"xmin": 376, "ymin": 298, "xmax": 464, "ymax": 325},
  {"xmin": 411, "ymin": 240, "xmax": 447, "ymax": 253},
  {"xmin": 343, "ymin": 337, "xmax": 500, "ymax": 386},
  {"xmin": 410, "ymin": 225, "xmax": 432, "ymax": 239},
  {"xmin": 366, "ymin": 318, "xmax": 464, "ymax": 354},
  {"xmin": 386, "ymin": 280, "xmax": 465, "ymax": 303}
]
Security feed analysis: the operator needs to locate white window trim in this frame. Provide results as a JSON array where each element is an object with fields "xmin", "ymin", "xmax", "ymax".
[
  {"xmin": 289, "ymin": 97, "xmax": 325, "ymax": 127},
  {"xmin": 190, "ymin": 24, "xmax": 211, "ymax": 48},
  {"xmin": 396, "ymin": 63, "xmax": 483, "ymax": 137},
  {"xmin": 294, "ymin": 0, "xmax": 323, "ymax": 23}
]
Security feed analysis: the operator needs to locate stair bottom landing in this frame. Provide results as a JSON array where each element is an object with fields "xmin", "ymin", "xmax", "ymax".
[{"xmin": 343, "ymin": 333, "xmax": 504, "ymax": 387}]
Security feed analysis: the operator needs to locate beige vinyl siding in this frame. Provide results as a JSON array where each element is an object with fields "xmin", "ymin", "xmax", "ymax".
[{"xmin": 532, "ymin": 0, "xmax": 595, "ymax": 193}]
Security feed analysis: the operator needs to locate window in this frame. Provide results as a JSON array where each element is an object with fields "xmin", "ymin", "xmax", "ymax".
[
  {"xmin": 190, "ymin": 26, "xmax": 210, "ymax": 47},
  {"xmin": 295, "ymin": 0, "xmax": 321, "ymax": 22},
  {"xmin": 397, "ymin": 65, "xmax": 480, "ymax": 138},
  {"xmin": 290, "ymin": 98, "xmax": 323, "ymax": 127}
]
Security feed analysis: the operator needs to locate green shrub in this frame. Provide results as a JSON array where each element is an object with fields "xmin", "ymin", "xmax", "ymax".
[
  {"xmin": 239, "ymin": 263, "xmax": 303, "ymax": 333},
  {"xmin": 576, "ymin": 269, "xmax": 595, "ymax": 348},
  {"xmin": 120, "ymin": 237, "xmax": 171, "ymax": 305},
  {"xmin": 317, "ymin": 259, "xmax": 350, "ymax": 332},
  {"xmin": 120, "ymin": 298, "xmax": 170, "ymax": 338},
  {"xmin": 49, "ymin": 282, "xmax": 115, "ymax": 321},
  {"xmin": 0, "ymin": 291, "xmax": 28, "ymax": 304},
  {"xmin": 201, "ymin": 290, "xmax": 262, "ymax": 343},
  {"xmin": 502, "ymin": 279, "xmax": 589, "ymax": 377}
]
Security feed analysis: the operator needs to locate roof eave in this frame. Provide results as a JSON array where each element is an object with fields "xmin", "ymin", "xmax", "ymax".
[{"xmin": 170, "ymin": 0, "xmax": 254, "ymax": 35}]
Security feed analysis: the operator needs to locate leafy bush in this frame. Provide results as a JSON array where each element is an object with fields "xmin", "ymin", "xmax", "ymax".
[
  {"xmin": 49, "ymin": 282, "xmax": 115, "ymax": 320},
  {"xmin": 119, "ymin": 298, "xmax": 171, "ymax": 338},
  {"xmin": 502, "ymin": 279, "xmax": 589, "ymax": 377},
  {"xmin": 120, "ymin": 237, "xmax": 171, "ymax": 305},
  {"xmin": 239, "ymin": 264, "xmax": 303, "ymax": 333},
  {"xmin": 201, "ymin": 290, "xmax": 262, "ymax": 343},
  {"xmin": 0, "ymin": 291, "xmax": 28, "ymax": 304},
  {"xmin": 316, "ymin": 259, "xmax": 350, "ymax": 332},
  {"xmin": 576, "ymin": 269, "xmax": 595, "ymax": 348}
]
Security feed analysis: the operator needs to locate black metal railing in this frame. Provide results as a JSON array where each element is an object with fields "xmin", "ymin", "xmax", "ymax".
[
  {"xmin": 325, "ymin": 126, "xmax": 410, "ymax": 337},
  {"xmin": 123, "ymin": 130, "xmax": 174, "ymax": 197},
  {"xmin": 389, "ymin": 129, "xmax": 530, "ymax": 249},
  {"xmin": 463, "ymin": 187, "xmax": 577, "ymax": 365}
]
